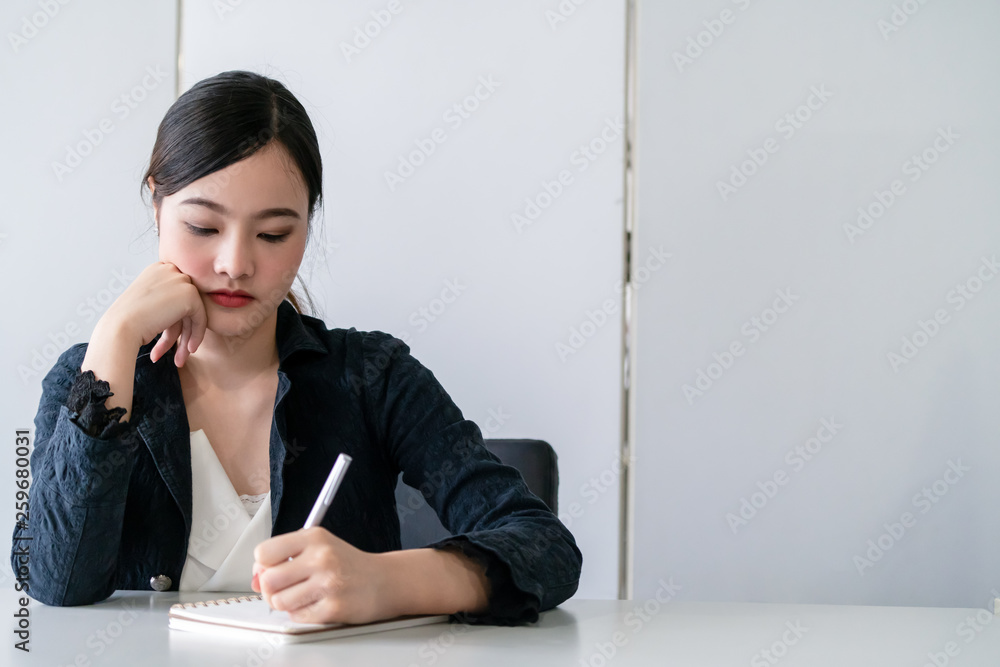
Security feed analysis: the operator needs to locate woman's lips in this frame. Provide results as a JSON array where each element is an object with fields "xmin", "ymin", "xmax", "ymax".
[{"xmin": 208, "ymin": 292, "xmax": 254, "ymax": 308}]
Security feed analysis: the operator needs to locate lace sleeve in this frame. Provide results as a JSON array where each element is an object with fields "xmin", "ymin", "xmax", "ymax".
[{"xmin": 66, "ymin": 369, "xmax": 129, "ymax": 439}]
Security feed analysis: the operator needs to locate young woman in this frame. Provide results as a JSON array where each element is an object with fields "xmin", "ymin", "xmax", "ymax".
[{"xmin": 11, "ymin": 70, "xmax": 582, "ymax": 626}]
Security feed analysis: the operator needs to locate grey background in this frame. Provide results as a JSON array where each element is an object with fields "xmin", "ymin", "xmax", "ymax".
[
  {"xmin": 0, "ymin": 0, "xmax": 625, "ymax": 600},
  {"xmin": 2, "ymin": 0, "xmax": 996, "ymax": 611},
  {"xmin": 631, "ymin": 0, "xmax": 1000, "ymax": 607}
]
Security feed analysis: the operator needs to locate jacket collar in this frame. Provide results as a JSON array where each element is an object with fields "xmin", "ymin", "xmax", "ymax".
[{"xmin": 275, "ymin": 299, "xmax": 328, "ymax": 365}]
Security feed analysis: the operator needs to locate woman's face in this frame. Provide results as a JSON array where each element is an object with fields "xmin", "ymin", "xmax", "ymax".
[{"xmin": 153, "ymin": 141, "xmax": 309, "ymax": 343}]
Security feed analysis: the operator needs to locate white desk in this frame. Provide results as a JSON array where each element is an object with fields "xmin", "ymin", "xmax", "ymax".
[{"xmin": 4, "ymin": 590, "xmax": 998, "ymax": 666}]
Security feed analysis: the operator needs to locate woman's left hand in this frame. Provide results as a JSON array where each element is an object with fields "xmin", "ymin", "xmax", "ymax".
[{"xmin": 251, "ymin": 527, "xmax": 391, "ymax": 625}]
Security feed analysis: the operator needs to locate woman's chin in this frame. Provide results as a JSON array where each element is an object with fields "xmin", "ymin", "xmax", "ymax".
[{"xmin": 203, "ymin": 305, "xmax": 272, "ymax": 341}]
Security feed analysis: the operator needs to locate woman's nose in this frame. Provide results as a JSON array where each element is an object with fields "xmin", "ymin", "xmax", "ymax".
[{"xmin": 215, "ymin": 235, "xmax": 253, "ymax": 279}]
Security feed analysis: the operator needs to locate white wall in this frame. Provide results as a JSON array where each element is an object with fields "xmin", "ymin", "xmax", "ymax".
[
  {"xmin": 1, "ymin": 0, "xmax": 626, "ymax": 600},
  {"xmin": 3, "ymin": 0, "xmax": 995, "ymax": 616},
  {"xmin": 631, "ymin": 0, "xmax": 1000, "ymax": 608},
  {"xmin": 0, "ymin": 0, "xmax": 177, "ymax": 586}
]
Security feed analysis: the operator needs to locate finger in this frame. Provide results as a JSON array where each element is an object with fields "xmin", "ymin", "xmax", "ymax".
[
  {"xmin": 258, "ymin": 555, "xmax": 312, "ymax": 598},
  {"xmin": 150, "ymin": 329, "xmax": 168, "ymax": 363},
  {"xmin": 287, "ymin": 597, "xmax": 339, "ymax": 625},
  {"xmin": 253, "ymin": 530, "xmax": 310, "ymax": 568},
  {"xmin": 187, "ymin": 300, "xmax": 208, "ymax": 354},
  {"xmin": 251, "ymin": 560, "xmax": 266, "ymax": 592},
  {"xmin": 268, "ymin": 572, "xmax": 333, "ymax": 616},
  {"xmin": 175, "ymin": 317, "xmax": 192, "ymax": 367},
  {"xmin": 150, "ymin": 323, "xmax": 180, "ymax": 363},
  {"xmin": 287, "ymin": 602, "xmax": 328, "ymax": 625}
]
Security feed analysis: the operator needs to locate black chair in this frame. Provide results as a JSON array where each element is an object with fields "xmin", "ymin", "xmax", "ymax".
[{"xmin": 395, "ymin": 438, "xmax": 559, "ymax": 549}]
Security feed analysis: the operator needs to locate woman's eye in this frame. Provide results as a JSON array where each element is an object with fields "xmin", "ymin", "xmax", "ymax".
[
  {"xmin": 185, "ymin": 223, "xmax": 216, "ymax": 236},
  {"xmin": 183, "ymin": 224, "xmax": 286, "ymax": 243}
]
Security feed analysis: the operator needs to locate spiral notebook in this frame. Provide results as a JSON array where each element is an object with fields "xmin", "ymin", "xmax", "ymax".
[{"xmin": 168, "ymin": 594, "xmax": 449, "ymax": 644}]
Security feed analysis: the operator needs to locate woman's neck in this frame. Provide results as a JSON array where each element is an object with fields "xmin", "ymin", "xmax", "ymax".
[{"xmin": 179, "ymin": 310, "xmax": 280, "ymax": 389}]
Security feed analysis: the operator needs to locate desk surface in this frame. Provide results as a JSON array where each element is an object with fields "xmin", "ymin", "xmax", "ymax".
[{"xmin": 4, "ymin": 590, "xmax": 998, "ymax": 666}]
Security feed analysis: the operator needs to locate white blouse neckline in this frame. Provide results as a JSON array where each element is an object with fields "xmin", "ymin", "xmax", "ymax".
[{"xmin": 179, "ymin": 429, "xmax": 272, "ymax": 592}]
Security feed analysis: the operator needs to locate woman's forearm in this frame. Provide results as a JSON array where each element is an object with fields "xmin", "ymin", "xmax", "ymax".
[
  {"xmin": 375, "ymin": 547, "xmax": 490, "ymax": 618},
  {"xmin": 80, "ymin": 317, "xmax": 140, "ymax": 419}
]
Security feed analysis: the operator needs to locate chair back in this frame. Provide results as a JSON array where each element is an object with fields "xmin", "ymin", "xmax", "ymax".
[{"xmin": 395, "ymin": 438, "xmax": 559, "ymax": 549}]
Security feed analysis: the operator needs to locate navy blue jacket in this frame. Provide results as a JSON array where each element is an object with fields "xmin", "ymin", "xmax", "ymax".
[{"xmin": 10, "ymin": 301, "xmax": 582, "ymax": 623}]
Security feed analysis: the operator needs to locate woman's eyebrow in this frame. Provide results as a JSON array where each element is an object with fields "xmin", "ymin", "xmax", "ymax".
[{"xmin": 179, "ymin": 196, "xmax": 301, "ymax": 221}]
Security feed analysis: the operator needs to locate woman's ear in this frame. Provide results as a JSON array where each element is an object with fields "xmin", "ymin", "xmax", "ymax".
[{"xmin": 146, "ymin": 176, "xmax": 160, "ymax": 232}]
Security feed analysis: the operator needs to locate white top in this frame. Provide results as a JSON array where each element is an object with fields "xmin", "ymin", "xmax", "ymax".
[
  {"xmin": 178, "ymin": 429, "xmax": 271, "ymax": 592},
  {"xmin": 240, "ymin": 492, "xmax": 268, "ymax": 518}
]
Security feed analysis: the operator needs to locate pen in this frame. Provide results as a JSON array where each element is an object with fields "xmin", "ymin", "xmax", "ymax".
[
  {"xmin": 303, "ymin": 452, "xmax": 352, "ymax": 529},
  {"xmin": 259, "ymin": 452, "xmax": 352, "ymax": 611}
]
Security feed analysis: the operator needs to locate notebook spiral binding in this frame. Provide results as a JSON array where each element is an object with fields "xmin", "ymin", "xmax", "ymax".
[{"xmin": 169, "ymin": 594, "xmax": 263, "ymax": 610}]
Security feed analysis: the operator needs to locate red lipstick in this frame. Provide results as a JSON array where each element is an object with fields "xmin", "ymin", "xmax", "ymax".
[{"xmin": 208, "ymin": 289, "xmax": 254, "ymax": 308}]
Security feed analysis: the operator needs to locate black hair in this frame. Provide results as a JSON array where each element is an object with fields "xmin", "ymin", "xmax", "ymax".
[{"xmin": 141, "ymin": 70, "xmax": 321, "ymax": 314}]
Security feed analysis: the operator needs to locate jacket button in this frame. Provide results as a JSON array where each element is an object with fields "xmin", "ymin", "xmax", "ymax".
[{"xmin": 149, "ymin": 574, "xmax": 172, "ymax": 591}]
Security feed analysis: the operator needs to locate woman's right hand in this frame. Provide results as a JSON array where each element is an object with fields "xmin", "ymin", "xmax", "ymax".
[{"xmin": 102, "ymin": 261, "xmax": 208, "ymax": 367}]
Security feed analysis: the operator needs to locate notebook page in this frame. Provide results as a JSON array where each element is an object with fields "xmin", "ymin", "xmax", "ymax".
[{"xmin": 168, "ymin": 595, "xmax": 449, "ymax": 637}]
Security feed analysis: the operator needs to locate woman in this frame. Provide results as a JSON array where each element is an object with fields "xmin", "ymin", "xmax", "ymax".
[{"xmin": 11, "ymin": 70, "xmax": 582, "ymax": 626}]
